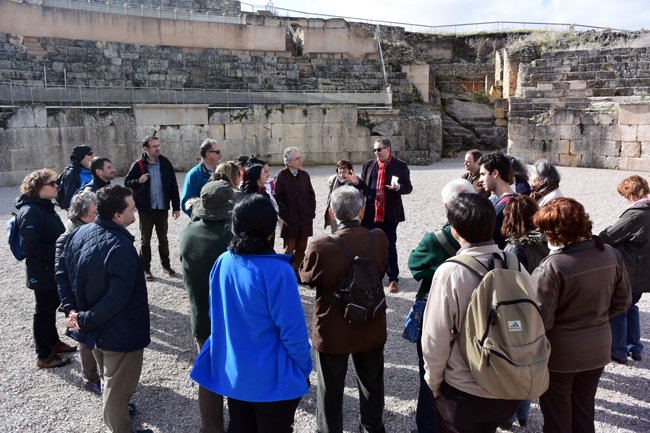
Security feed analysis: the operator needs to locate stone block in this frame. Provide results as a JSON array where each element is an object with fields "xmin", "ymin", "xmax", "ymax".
[
  {"xmin": 582, "ymin": 125, "xmax": 602, "ymax": 142},
  {"xmin": 602, "ymin": 125, "xmax": 617, "ymax": 141},
  {"xmin": 209, "ymin": 110, "xmax": 231, "ymax": 125},
  {"xmin": 207, "ymin": 124, "xmax": 225, "ymax": 140},
  {"xmin": 494, "ymin": 98, "xmax": 509, "ymax": 110},
  {"xmin": 322, "ymin": 106, "xmax": 343, "ymax": 124},
  {"xmin": 537, "ymin": 83, "xmax": 553, "ymax": 91},
  {"xmin": 580, "ymin": 154, "xmax": 607, "ymax": 169},
  {"xmin": 606, "ymin": 156, "xmax": 629, "ymax": 170},
  {"xmin": 550, "ymin": 108, "xmax": 579, "ymax": 125},
  {"xmin": 599, "ymin": 113, "xmax": 615, "ymax": 125},
  {"xmin": 325, "ymin": 19, "xmax": 347, "ymax": 29},
  {"xmin": 225, "ymin": 123, "xmax": 255, "ymax": 140},
  {"xmin": 621, "ymin": 141, "xmax": 641, "ymax": 158},
  {"xmin": 508, "ymin": 123, "xmax": 535, "ymax": 140},
  {"xmin": 556, "ymin": 140, "xmax": 570, "ymax": 154},
  {"xmin": 618, "ymin": 125, "xmax": 638, "ymax": 141},
  {"xmin": 643, "ymin": 142, "xmax": 650, "ymax": 158},
  {"xmin": 628, "ymin": 158, "xmax": 650, "ymax": 172},
  {"xmin": 559, "ymin": 153, "xmax": 581, "ymax": 167},
  {"xmin": 495, "ymin": 119, "xmax": 508, "ymax": 127},
  {"xmin": 7, "ymin": 106, "xmax": 36, "ymax": 128},
  {"xmin": 282, "ymin": 106, "xmax": 308, "ymax": 124},
  {"xmin": 569, "ymin": 81, "xmax": 587, "ymax": 89},
  {"xmin": 637, "ymin": 125, "xmax": 650, "ymax": 142},
  {"xmin": 180, "ymin": 125, "xmax": 205, "ymax": 146},
  {"xmin": 619, "ymin": 103, "xmax": 650, "ymax": 125},
  {"xmin": 495, "ymin": 108, "xmax": 506, "ymax": 119},
  {"xmin": 155, "ymin": 125, "xmax": 181, "ymax": 143},
  {"xmin": 535, "ymin": 124, "xmax": 558, "ymax": 141}
]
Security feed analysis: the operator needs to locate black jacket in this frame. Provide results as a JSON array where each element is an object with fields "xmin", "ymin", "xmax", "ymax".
[
  {"xmin": 55, "ymin": 219, "xmax": 150, "ymax": 352},
  {"xmin": 124, "ymin": 153, "xmax": 180, "ymax": 212},
  {"xmin": 600, "ymin": 200, "xmax": 650, "ymax": 293},
  {"xmin": 15, "ymin": 195, "xmax": 65, "ymax": 291},
  {"xmin": 60, "ymin": 159, "xmax": 85, "ymax": 210},
  {"xmin": 359, "ymin": 156, "xmax": 413, "ymax": 224}
]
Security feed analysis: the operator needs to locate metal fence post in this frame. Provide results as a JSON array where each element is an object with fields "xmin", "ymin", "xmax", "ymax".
[
  {"xmin": 79, "ymin": 85, "xmax": 83, "ymax": 109},
  {"xmin": 10, "ymin": 82, "xmax": 14, "ymax": 111},
  {"xmin": 96, "ymin": 86, "xmax": 99, "ymax": 115}
]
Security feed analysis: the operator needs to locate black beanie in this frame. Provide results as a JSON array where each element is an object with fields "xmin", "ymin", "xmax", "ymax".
[{"xmin": 72, "ymin": 145, "xmax": 92, "ymax": 162}]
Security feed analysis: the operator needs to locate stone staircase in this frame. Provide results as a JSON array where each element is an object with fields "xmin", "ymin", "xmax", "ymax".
[
  {"xmin": 23, "ymin": 36, "xmax": 47, "ymax": 60},
  {"xmin": 294, "ymin": 57, "xmax": 312, "ymax": 70},
  {"xmin": 509, "ymin": 47, "xmax": 650, "ymax": 119}
]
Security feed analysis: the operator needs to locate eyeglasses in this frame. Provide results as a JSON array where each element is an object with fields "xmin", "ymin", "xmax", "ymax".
[
  {"xmin": 373, "ymin": 147, "xmax": 387, "ymax": 152},
  {"xmin": 208, "ymin": 150, "xmax": 222, "ymax": 155},
  {"xmin": 44, "ymin": 180, "xmax": 57, "ymax": 188}
]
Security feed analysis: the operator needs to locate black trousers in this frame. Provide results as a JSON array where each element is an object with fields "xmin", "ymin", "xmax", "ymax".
[
  {"xmin": 138, "ymin": 209, "xmax": 170, "ymax": 270},
  {"xmin": 227, "ymin": 396, "xmax": 301, "ymax": 433},
  {"xmin": 316, "ymin": 347, "xmax": 385, "ymax": 433},
  {"xmin": 364, "ymin": 218, "xmax": 399, "ymax": 283},
  {"xmin": 540, "ymin": 367, "xmax": 605, "ymax": 433},
  {"xmin": 33, "ymin": 289, "xmax": 61, "ymax": 360},
  {"xmin": 433, "ymin": 381, "xmax": 520, "ymax": 433}
]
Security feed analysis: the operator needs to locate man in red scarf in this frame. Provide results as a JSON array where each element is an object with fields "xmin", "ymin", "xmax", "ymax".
[{"xmin": 353, "ymin": 138, "xmax": 413, "ymax": 293}]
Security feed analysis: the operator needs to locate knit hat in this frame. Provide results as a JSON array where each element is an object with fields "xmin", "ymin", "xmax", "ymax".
[
  {"xmin": 72, "ymin": 145, "xmax": 93, "ymax": 162},
  {"xmin": 192, "ymin": 180, "xmax": 234, "ymax": 221}
]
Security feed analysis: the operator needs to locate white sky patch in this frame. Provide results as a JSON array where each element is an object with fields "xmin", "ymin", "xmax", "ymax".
[{"xmin": 266, "ymin": 0, "xmax": 650, "ymax": 31}]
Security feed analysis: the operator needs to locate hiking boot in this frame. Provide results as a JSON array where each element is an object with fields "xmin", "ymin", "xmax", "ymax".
[
  {"xmin": 162, "ymin": 267, "xmax": 176, "ymax": 276},
  {"xmin": 144, "ymin": 270, "xmax": 154, "ymax": 280},
  {"xmin": 52, "ymin": 340, "xmax": 77, "ymax": 353},
  {"xmin": 37, "ymin": 353, "xmax": 71, "ymax": 369},
  {"xmin": 388, "ymin": 281, "xmax": 399, "ymax": 293}
]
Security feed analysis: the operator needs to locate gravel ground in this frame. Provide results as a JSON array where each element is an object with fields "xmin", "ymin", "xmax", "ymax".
[{"xmin": 1, "ymin": 155, "xmax": 649, "ymax": 433}]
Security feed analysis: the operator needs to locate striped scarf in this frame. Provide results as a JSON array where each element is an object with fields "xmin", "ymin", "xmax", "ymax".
[{"xmin": 374, "ymin": 155, "xmax": 392, "ymax": 223}]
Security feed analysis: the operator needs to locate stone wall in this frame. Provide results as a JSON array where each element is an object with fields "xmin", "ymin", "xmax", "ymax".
[
  {"xmin": 507, "ymin": 103, "xmax": 650, "ymax": 172},
  {"xmin": 0, "ymin": 33, "xmax": 412, "ymax": 96},
  {"xmin": 430, "ymin": 63, "xmax": 494, "ymax": 80},
  {"xmin": 0, "ymin": 104, "xmax": 442, "ymax": 186},
  {"xmin": 128, "ymin": 0, "xmax": 241, "ymax": 14}
]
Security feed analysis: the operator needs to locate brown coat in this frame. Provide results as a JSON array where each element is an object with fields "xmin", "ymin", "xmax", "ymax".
[
  {"xmin": 462, "ymin": 171, "xmax": 490, "ymax": 197},
  {"xmin": 299, "ymin": 223, "xmax": 389, "ymax": 355},
  {"xmin": 532, "ymin": 239, "xmax": 631, "ymax": 373},
  {"xmin": 273, "ymin": 167, "xmax": 316, "ymax": 239}
]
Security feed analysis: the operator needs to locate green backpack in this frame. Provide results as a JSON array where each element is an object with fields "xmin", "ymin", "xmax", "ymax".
[{"xmin": 447, "ymin": 252, "xmax": 551, "ymax": 400}]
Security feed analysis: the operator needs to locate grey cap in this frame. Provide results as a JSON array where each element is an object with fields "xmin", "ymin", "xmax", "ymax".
[{"xmin": 192, "ymin": 180, "xmax": 234, "ymax": 221}]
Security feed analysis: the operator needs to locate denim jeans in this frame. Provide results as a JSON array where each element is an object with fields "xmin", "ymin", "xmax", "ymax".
[
  {"xmin": 507, "ymin": 399, "xmax": 531, "ymax": 423},
  {"xmin": 416, "ymin": 336, "xmax": 437, "ymax": 433},
  {"xmin": 609, "ymin": 292, "xmax": 643, "ymax": 360}
]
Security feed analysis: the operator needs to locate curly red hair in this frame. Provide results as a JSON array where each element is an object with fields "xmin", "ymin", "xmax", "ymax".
[
  {"xmin": 533, "ymin": 197, "xmax": 592, "ymax": 246},
  {"xmin": 617, "ymin": 175, "xmax": 650, "ymax": 199}
]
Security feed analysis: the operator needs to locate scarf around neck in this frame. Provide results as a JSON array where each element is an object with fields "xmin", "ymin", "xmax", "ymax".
[
  {"xmin": 374, "ymin": 155, "xmax": 392, "ymax": 223},
  {"xmin": 530, "ymin": 179, "xmax": 560, "ymax": 201}
]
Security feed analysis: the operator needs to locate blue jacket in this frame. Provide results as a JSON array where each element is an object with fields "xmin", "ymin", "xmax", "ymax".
[
  {"xmin": 55, "ymin": 219, "xmax": 150, "ymax": 352},
  {"xmin": 191, "ymin": 251, "xmax": 312, "ymax": 402},
  {"xmin": 61, "ymin": 162, "xmax": 92, "ymax": 210},
  {"xmin": 181, "ymin": 162, "xmax": 211, "ymax": 217}
]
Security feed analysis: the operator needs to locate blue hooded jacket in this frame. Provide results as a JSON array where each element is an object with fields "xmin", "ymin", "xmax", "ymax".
[{"xmin": 191, "ymin": 251, "xmax": 312, "ymax": 402}]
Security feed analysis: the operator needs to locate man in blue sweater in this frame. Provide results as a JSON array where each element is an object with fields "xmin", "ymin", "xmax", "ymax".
[{"xmin": 181, "ymin": 139, "xmax": 222, "ymax": 217}]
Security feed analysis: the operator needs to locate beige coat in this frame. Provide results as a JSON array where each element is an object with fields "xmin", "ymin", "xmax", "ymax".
[{"xmin": 421, "ymin": 242, "xmax": 535, "ymax": 398}]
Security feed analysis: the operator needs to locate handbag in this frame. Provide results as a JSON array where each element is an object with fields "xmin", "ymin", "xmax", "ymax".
[{"xmin": 402, "ymin": 298, "xmax": 426, "ymax": 343}]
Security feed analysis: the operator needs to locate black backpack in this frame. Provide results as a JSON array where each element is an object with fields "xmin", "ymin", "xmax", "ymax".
[
  {"xmin": 331, "ymin": 230, "xmax": 387, "ymax": 324},
  {"xmin": 54, "ymin": 165, "xmax": 78, "ymax": 208}
]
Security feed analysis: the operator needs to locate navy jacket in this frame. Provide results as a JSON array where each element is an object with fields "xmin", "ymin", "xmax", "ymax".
[
  {"xmin": 359, "ymin": 156, "xmax": 413, "ymax": 224},
  {"xmin": 124, "ymin": 153, "xmax": 180, "ymax": 212},
  {"xmin": 56, "ymin": 219, "xmax": 150, "ymax": 352},
  {"xmin": 15, "ymin": 195, "xmax": 65, "ymax": 291}
]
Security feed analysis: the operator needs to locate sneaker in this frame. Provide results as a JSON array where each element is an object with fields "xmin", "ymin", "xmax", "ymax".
[
  {"xmin": 52, "ymin": 340, "xmax": 77, "ymax": 353},
  {"xmin": 388, "ymin": 281, "xmax": 399, "ymax": 293},
  {"xmin": 37, "ymin": 353, "xmax": 71, "ymax": 368},
  {"xmin": 162, "ymin": 267, "xmax": 176, "ymax": 276},
  {"xmin": 144, "ymin": 271, "xmax": 154, "ymax": 280},
  {"xmin": 85, "ymin": 381, "xmax": 101, "ymax": 395}
]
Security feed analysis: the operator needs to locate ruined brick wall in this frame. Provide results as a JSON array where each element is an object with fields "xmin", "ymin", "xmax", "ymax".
[
  {"xmin": 508, "ymin": 104, "xmax": 650, "ymax": 172},
  {"xmin": 129, "ymin": 0, "xmax": 241, "ymax": 14},
  {"xmin": 430, "ymin": 63, "xmax": 494, "ymax": 80}
]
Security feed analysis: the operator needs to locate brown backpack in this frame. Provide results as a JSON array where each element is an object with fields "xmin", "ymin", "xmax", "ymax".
[
  {"xmin": 447, "ymin": 252, "xmax": 551, "ymax": 400},
  {"xmin": 331, "ymin": 230, "xmax": 387, "ymax": 324}
]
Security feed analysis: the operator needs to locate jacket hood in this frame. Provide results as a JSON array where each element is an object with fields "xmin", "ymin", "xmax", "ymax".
[
  {"xmin": 15, "ymin": 194, "xmax": 55, "ymax": 211},
  {"xmin": 507, "ymin": 228, "xmax": 547, "ymax": 246}
]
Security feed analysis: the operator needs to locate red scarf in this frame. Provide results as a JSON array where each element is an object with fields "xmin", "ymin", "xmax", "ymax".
[{"xmin": 374, "ymin": 155, "xmax": 392, "ymax": 223}]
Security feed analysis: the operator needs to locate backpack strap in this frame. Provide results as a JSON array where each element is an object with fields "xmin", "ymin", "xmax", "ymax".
[
  {"xmin": 446, "ymin": 254, "xmax": 489, "ymax": 278},
  {"xmin": 331, "ymin": 230, "xmax": 376, "ymax": 264},
  {"xmin": 433, "ymin": 229, "xmax": 458, "ymax": 257},
  {"xmin": 502, "ymin": 251, "xmax": 521, "ymax": 271},
  {"xmin": 496, "ymin": 195, "xmax": 513, "ymax": 207},
  {"xmin": 137, "ymin": 159, "xmax": 145, "ymax": 173}
]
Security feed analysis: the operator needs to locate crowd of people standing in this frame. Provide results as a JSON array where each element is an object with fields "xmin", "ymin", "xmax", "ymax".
[{"xmin": 12, "ymin": 138, "xmax": 649, "ymax": 433}]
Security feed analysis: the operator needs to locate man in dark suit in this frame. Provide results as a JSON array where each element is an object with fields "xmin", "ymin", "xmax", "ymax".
[{"xmin": 354, "ymin": 137, "xmax": 412, "ymax": 293}]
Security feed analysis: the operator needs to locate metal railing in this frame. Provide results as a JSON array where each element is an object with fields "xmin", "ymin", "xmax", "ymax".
[
  {"xmin": 0, "ymin": 83, "xmax": 392, "ymax": 110},
  {"xmin": 36, "ymin": 0, "xmax": 627, "ymax": 34},
  {"xmin": 374, "ymin": 26, "xmax": 388, "ymax": 91}
]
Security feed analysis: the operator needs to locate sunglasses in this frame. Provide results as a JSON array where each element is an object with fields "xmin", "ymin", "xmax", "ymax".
[
  {"xmin": 208, "ymin": 150, "xmax": 222, "ymax": 155},
  {"xmin": 44, "ymin": 180, "xmax": 57, "ymax": 188},
  {"xmin": 373, "ymin": 147, "xmax": 387, "ymax": 152}
]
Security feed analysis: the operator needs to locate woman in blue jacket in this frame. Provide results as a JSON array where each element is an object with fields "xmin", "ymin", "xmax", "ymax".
[{"xmin": 191, "ymin": 194, "xmax": 312, "ymax": 433}]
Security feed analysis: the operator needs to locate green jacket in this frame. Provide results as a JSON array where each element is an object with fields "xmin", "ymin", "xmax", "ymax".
[
  {"xmin": 408, "ymin": 224, "xmax": 460, "ymax": 300},
  {"xmin": 180, "ymin": 219, "xmax": 232, "ymax": 340}
]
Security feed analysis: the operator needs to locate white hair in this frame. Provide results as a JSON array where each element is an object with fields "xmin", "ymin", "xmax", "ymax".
[
  {"xmin": 283, "ymin": 147, "xmax": 299, "ymax": 165},
  {"xmin": 441, "ymin": 179, "xmax": 474, "ymax": 205}
]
